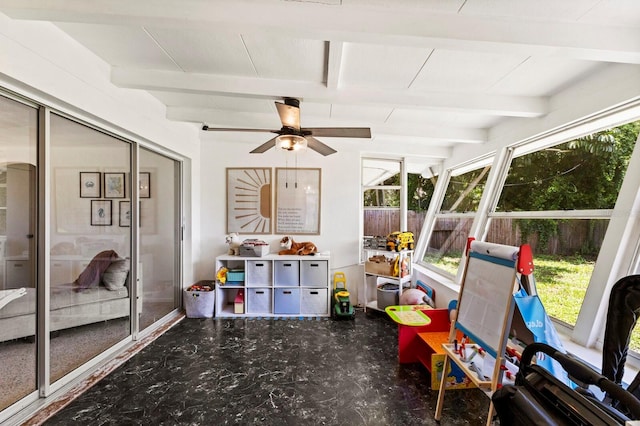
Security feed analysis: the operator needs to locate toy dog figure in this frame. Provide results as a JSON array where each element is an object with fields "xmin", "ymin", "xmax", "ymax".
[
  {"xmin": 225, "ymin": 232, "xmax": 242, "ymax": 255},
  {"xmin": 278, "ymin": 236, "xmax": 318, "ymax": 256}
]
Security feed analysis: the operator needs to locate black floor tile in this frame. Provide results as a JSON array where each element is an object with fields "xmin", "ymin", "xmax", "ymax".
[{"xmin": 44, "ymin": 312, "xmax": 491, "ymax": 425}]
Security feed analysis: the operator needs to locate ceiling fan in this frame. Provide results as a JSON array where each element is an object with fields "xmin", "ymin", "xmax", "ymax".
[{"xmin": 202, "ymin": 98, "xmax": 371, "ymax": 156}]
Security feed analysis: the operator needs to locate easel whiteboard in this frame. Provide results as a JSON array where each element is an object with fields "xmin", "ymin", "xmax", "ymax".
[{"xmin": 455, "ymin": 241, "xmax": 519, "ymax": 358}]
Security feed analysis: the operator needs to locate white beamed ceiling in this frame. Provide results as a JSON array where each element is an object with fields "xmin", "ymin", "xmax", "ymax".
[{"xmin": 0, "ymin": 0, "xmax": 639, "ymax": 172}]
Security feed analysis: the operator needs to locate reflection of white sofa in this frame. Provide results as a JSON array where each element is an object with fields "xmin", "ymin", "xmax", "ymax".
[
  {"xmin": 0, "ymin": 284, "xmax": 131, "ymax": 342},
  {"xmin": 0, "ymin": 252, "xmax": 134, "ymax": 343}
]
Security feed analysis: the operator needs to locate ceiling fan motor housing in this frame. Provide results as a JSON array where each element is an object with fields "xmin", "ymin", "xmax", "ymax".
[{"xmin": 284, "ymin": 98, "xmax": 300, "ymax": 108}]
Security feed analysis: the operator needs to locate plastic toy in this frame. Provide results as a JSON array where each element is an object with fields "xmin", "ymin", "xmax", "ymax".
[
  {"xmin": 386, "ymin": 231, "xmax": 415, "ymax": 252},
  {"xmin": 332, "ymin": 272, "xmax": 355, "ymax": 319}
]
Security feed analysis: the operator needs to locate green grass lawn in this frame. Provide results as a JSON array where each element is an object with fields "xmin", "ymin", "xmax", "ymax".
[{"xmin": 428, "ymin": 253, "xmax": 640, "ymax": 352}]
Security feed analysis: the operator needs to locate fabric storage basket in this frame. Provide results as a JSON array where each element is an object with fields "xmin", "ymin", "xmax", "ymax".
[
  {"xmin": 184, "ymin": 285, "xmax": 215, "ymax": 318},
  {"xmin": 226, "ymin": 269, "xmax": 245, "ymax": 285}
]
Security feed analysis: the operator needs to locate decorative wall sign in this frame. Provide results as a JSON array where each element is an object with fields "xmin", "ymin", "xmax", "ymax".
[
  {"xmin": 104, "ymin": 172, "xmax": 126, "ymax": 198},
  {"xmin": 79, "ymin": 172, "xmax": 101, "ymax": 198},
  {"xmin": 226, "ymin": 168, "xmax": 272, "ymax": 234},
  {"xmin": 91, "ymin": 199, "xmax": 112, "ymax": 226},
  {"xmin": 275, "ymin": 168, "xmax": 321, "ymax": 235}
]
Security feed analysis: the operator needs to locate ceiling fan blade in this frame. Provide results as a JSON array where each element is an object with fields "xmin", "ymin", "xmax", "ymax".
[
  {"xmin": 250, "ymin": 136, "xmax": 279, "ymax": 154},
  {"xmin": 303, "ymin": 127, "xmax": 371, "ymax": 138},
  {"xmin": 275, "ymin": 101, "xmax": 300, "ymax": 130},
  {"xmin": 306, "ymin": 136, "xmax": 337, "ymax": 156},
  {"xmin": 202, "ymin": 125, "xmax": 277, "ymax": 133}
]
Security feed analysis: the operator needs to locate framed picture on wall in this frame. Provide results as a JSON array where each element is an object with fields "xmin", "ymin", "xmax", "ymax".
[
  {"xmin": 275, "ymin": 167, "xmax": 321, "ymax": 235},
  {"xmin": 91, "ymin": 200, "xmax": 112, "ymax": 226},
  {"xmin": 104, "ymin": 172, "xmax": 126, "ymax": 198},
  {"xmin": 79, "ymin": 172, "xmax": 101, "ymax": 198},
  {"xmin": 226, "ymin": 168, "xmax": 272, "ymax": 234},
  {"xmin": 119, "ymin": 201, "xmax": 131, "ymax": 227},
  {"xmin": 139, "ymin": 172, "xmax": 151, "ymax": 198}
]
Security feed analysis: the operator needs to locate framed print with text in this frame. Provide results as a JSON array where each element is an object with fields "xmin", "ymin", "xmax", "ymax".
[
  {"xmin": 275, "ymin": 168, "xmax": 320, "ymax": 235},
  {"xmin": 226, "ymin": 168, "xmax": 272, "ymax": 234}
]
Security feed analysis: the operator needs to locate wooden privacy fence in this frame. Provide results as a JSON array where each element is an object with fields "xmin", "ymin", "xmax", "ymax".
[{"xmin": 364, "ymin": 210, "xmax": 608, "ymax": 257}]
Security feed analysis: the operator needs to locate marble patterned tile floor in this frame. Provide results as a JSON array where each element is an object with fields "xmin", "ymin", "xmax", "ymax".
[{"xmin": 44, "ymin": 311, "xmax": 492, "ymax": 425}]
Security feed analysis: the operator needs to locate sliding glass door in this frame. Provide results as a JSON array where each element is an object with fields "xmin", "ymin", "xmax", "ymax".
[
  {"xmin": 0, "ymin": 95, "xmax": 38, "ymax": 411},
  {"xmin": 139, "ymin": 147, "xmax": 180, "ymax": 330},
  {"xmin": 0, "ymin": 90, "xmax": 182, "ymax": 421},
  {"xmin": 49, "ymin": 114, "xmax": 132, "ymax": 382}
]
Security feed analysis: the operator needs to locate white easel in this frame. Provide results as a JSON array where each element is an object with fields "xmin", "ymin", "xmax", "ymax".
[{"xmin": 434, "ymin": 239, "xmax": 533, "ymax": 425}]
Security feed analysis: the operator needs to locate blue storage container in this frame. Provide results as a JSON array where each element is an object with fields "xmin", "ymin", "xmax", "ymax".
[
  {"xmin": 274, "ymin": 288, "xmax": 300, "ymax": 314},
  {"xmin": 226, "ymin": 269, "xmax": 245, "ymax": 285}
]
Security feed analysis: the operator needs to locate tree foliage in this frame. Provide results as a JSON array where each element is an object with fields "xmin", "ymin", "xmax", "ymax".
[{"xmin": 498, "ymin": 122, "xmax": 639, "ymax": 212}]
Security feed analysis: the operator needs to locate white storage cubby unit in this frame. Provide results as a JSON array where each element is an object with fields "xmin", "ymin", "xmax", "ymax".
[
  {"xmin": 215, "ymin": 254, "xmax": 330, "ymax": 318},
  {"xmin": 363, "ymin": 249, "xmax": 413, "ymax": 312}
]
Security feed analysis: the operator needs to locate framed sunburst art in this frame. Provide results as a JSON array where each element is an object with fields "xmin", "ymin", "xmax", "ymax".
[{"xmin": 226, "ymin": 168, "xmax": 272, "ymax": 234}]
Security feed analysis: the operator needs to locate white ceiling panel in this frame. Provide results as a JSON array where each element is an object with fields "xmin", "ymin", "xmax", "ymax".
[
  {"xmin": 0, "ymin": 0, "xmax": 636, "ymax": 159},
  {"xmin": 491, "ymin": 57, "xmax": 604, "ymax": 97},
  {"xmin": 346, "ymin": 0, "xmax": 464, "ymax": 14},
  {"xmin": 55, "ymin": 23, "xmax": 181, "ymax": 71},
  {"xmin": 145, "ymin": 27, "xmax": 256, "ymax": 75},
  {"xmin": 578, "ymin": 1, "xmax": 640, "ymax": 27},
  {"xmin": 330, "ymin": 104, "xmax": 393, "ymax": 123},
  {"xmin": 459, "ymin": 0, "xmax": 601, "ymax": 22},
  {"xmin": 340, "ymin": 43, "xmax": 433, "ymax": 90},
  {"xmin": 242, "ymin": 35, "xmax": 326, "ymax": 82},
  {"xmin": 387, "ymin": 108, "xmax": 501, "ymax": 129},
  {"xmin": 411, "ymin": 49, "xmax": 528, "ymax": 93},
  {"xmin": 150, "ymin": 92, "xmax": 275, "ymax": 112}
]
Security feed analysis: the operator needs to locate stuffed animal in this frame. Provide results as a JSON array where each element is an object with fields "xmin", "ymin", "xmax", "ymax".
[
  {"xmin": 225, "ymin": 233, "xmax": 242, "ymax": 255},
  {"xmin": 278, "ymin": 236, "xmax": 318, "ymax": 256},
  {"xmin": 399, "ymin": 288, "xmax": 435, "ymax": 307}
]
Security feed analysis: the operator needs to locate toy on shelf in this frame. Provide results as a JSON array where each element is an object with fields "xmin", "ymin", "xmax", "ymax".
[
  {"xmin": 216, "ymin": 266, "xmax": 228, "ymax": 284},
  {"xmin": 278, "ymin": 236, "xmax": 318, "ymax": 255},
  {"xmin": 386, "ymin": 231, "xmax": 415, "ymax": 252},
  {"xmin": 225, "ymin": 232, "xmax": 241, "ymax": 255}
]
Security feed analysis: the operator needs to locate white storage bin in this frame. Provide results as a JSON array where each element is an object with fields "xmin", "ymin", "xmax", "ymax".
[
  {"xmin": 247, "ymin": 288, "xmax": 272, "ymax": 314},
  {"xmin": 184, "ymin": 289, "xmax": 215, "ymax": 318},
  {"xmin": 274, "ymin": 260, "xmax": 299, "ymax": 287},
  {"xmin": 300, "ymin": 288, "xmax": 328, "ymax": 315},
  {"xmin": 246, "ymin": 260, "xmax": 272, "ymax": 286},
  {"xmin": 300, "ymin": 260, "xmax": 328, "ymax": 287}
]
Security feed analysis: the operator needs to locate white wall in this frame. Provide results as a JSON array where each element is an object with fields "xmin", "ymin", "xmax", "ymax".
[{"xmin": 198, "ymin": 139, "xmax": 364, "ymax": 295}]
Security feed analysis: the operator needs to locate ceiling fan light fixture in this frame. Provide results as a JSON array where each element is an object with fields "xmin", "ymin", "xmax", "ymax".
[{"xmin": 276, "ymin": 134, "xmax": 307, "ymax": 151}]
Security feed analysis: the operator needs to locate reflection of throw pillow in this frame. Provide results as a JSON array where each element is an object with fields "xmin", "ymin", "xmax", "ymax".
[
  {"xmin": 102, "ymin": 258, "xmax": 130, "ymax": 290},
  {"xmin": 74, "ymin": 250, "xmax": 119, "ymax": 291}
]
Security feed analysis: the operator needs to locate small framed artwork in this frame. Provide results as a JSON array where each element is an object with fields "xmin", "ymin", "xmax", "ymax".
[
  {"xmin": 79, "ymin": 172, "xmax": 101, "ymax": 198},
  {"xmin": 91, "ymin": 200, "xmax": 112, "ymax": 226},
  {"xmin": 104, "ymin": 172, "xmax": 126, "ymax": 198},
  {"xmin": 119, "ymin": 201, "xmax": 131, "ymax": 227},
  {"xmin": 139, "ymin": 172, "xmax": 151, "ymax": 198}
]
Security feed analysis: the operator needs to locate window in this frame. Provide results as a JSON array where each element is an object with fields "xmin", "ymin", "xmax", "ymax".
[
  {"xmin": 490, "ymin": 120, "xmax": 639, "ymax": 328},
  {"xmin": 362, "ymin": 158, "xmax": 435, "ymax": 255},
  {"xmin": 423, "ymin": 164, "xmax": 491, "ymax": 276}
]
